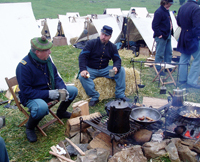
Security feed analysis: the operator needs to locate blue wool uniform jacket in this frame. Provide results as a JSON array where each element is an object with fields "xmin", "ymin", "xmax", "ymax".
[
  {"xmin": 152, "ymin": 5, "xmax": 172, "ymax": 40},
  {"xmin": 177, "ymin": 0, "xmax": 200, "ymax": 54},
  {"xmin": 16, "ymin": 53, "xmax": 66, "ymax": 106},
  {"xmin": 79, "ymin": 37, "xmax": 121, "ymax": 72}
]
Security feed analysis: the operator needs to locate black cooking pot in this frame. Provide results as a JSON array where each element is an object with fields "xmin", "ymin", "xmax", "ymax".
[{"xmin": 106, "ymin": 100, "xmax": 132, "ymax": 134}]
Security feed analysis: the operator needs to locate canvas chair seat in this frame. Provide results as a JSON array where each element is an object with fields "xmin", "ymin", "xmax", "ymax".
[
  {"xmin": 152, "ymin": 63, "xmax": 177, "ymax": 86},
  {"xmin": 5, "ymin": 76, "xmax": 64, "ymax": 136}
]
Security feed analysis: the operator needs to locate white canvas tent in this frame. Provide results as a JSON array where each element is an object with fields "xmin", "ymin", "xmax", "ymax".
[
  {"xmin": 170, "ymin": 11, "xmax": 178, "ymax": 34},
  {"xmin": 41, "ymin": 18, "xmax": 59, "ymax": 40},
  {"xmin": 103, "ymin": 8, "xmax": 123, "ymax": 16},
  {"xmin": 0, "ymin": 2, "xmax": 41, "ymax": 90},
  {"xmin": 127, "ymin": 17, "xmax": 178, "ymax": 52},
  {"xmin": 128, "ymin": 7, "xmax": 150, "ymax": 18},
  {"xmin": 58, "ymin": 15, "xmax": 85, "ymax": 45},
  {"xmin": 66, "ymin": 12, "xmax": 80, "ymax": 18},
  {"xmin": 75, "ymin": 16, "xmax": 121, "ymax": 45}
]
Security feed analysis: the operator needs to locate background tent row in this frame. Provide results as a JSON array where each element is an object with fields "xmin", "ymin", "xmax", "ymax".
[{"xmin": 0, "ymin": 3, "xmax": 180, "ymax": 91}]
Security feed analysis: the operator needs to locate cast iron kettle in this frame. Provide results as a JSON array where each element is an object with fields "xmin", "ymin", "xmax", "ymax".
[
  {"xmin": 171, "ymin": 88, "xmax": 187, "ymax": 107},
  {"xmin": 107, "ymin": 100, "xmax": 132, "ymax": 134}
]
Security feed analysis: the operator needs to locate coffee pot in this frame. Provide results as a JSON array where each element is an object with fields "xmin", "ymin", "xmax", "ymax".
[
  {"xmin": 107, "ymin": 100, "xmax": 132, "ymax": 134},
  {"xmin": 171, "ymin": 88, "xmax": 187, "ymax": 107}
]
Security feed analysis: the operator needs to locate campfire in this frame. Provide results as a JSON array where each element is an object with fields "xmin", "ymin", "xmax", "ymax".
[{"xmin": 49, "ymin": 100, "xmax": 200, "ymax": 162}]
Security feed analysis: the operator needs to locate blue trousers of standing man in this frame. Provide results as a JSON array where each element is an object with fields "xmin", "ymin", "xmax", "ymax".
[
  {"xmin": 155, "ymin": 34, "xmax": 172, "ymax": 71},
  {"xmin": 78, "ymin": 66, "xmax": 126, "ymax": 102},
  {"xmin": 179, "ymin": 41, "xmax": 200, "ymax": 86}
]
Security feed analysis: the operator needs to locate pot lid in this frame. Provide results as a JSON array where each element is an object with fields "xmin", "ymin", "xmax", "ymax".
[
  {"xmin": 173, "ymin": 88, "xmax": 184, "ymax": 94},
  {"xmin": 109, "ymin": 100, "xmax": 130, "ymax": 109}
]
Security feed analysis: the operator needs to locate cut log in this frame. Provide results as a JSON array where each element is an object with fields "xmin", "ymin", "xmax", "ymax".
[
  {"xmin": 88, "ymin": 132, "xmax": 119, "ymax": 155},
  {"xmin": 65, "ymin": 112, "xmax": 101, "ymax": 137},
  {"xmin": 77, "ymin": 101, "xmax": 89, "ymax": 116},
  {"xmin": 72, "ymin": 100, "xmax": 89, "ymax": 116},
  {"xmin": 49, "ymin": 151, "xmax": 75, "ymax": 162},
  {"xmin": 70, "ymin": 107, "xmax": 82, "ymax": 119},
  {"xmin": 72, "ymin": 101, "xmax": 85, "ymax": 108}
]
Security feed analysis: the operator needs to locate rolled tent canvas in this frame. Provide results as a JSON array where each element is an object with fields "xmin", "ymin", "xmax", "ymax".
[{"xmin": 0, "ymin": 2, "xmax": 41, "ymax": 90}]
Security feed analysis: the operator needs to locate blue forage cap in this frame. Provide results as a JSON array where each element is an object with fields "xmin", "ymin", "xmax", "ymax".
[{"xmin": 101, "ymin": 25, "xmax": 113, "ymax": 36}]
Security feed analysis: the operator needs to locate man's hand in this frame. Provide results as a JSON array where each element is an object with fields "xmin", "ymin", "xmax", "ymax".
[
  {"xmin": 158, "ymin": 35, "xmax": 162, "ymax": 39},
  {"xmin": 49, "ymin": 89, "xmax": 59, "ymax": 100},
  {"xmin": 113, "ymin": 67, "xmax": 118, "ymax": 74},
  {"xmin": 80, "ymin": 70, "xmax": 90, "ymax": 78},
  {"xmin": 62, "ymin": 89, "xmax": 69, "ymax": 101}
]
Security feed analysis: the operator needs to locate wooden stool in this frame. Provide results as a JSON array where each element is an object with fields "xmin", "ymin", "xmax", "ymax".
[{"xmin": 152, "ymin": 63, "xmax": 177, "ymax": 86}]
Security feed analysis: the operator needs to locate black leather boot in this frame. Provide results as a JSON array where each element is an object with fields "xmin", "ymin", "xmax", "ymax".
[
  {"xmin": 56, "ymin": 100, "xmax": 72, "ymax": 119},
  {"xmin": 26, "ymin": 115, "xmax": 41, "ymax": 142}
]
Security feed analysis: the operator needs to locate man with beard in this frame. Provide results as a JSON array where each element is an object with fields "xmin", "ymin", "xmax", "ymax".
[{"xmin": 78, "ymin": 25, "xmax": 130, "ymax": 107}]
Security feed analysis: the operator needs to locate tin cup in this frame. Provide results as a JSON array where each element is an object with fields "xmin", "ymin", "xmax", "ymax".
[
  {"xmin": 0, "ymin": 116, "xmax": 5, "ymax": 129},
  {"xmin": 109, "ymin": 69, "xmax": 115, "ymax": 77},
  {"xmin": 58, "ymin": 89, "xmax": 67, "ymax": 101}
]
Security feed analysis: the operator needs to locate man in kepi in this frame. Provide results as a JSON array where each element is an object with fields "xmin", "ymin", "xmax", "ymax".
[
  {"xmin": 16, "ymin": 36, "xmax": 78, "ymax": 142},
  {"xmin": 177, "ymin": 0, "xmax": 200, "ymax": 88},
  {"xmin": 78, "ymin": 25, "xmax": 131, "ymax": 107}
]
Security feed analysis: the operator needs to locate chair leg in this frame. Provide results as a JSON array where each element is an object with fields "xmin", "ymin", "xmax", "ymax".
[
  {"xmin": 49, "ymin": 109, "xmax": 64, "ymax": 125},
  {"xmin": 36, "ymin": 126, "xmax": 47, "ymax": 136},
  {"xmin": 18, "ymin": 118, "xmax": 29, "ymax": 127}
]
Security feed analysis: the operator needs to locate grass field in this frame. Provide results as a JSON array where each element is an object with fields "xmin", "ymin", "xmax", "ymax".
[
  {"xmin": 0, "ymin": 0, "xmax": 181, "ymax": 19},
  {"xmin": 0, "ymin": 0, "xmax": 197, "ymax": 161}
]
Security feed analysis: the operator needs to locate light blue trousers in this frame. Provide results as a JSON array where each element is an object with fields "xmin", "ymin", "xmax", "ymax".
[
  {"xmin": 0, "ymin": 137, "xmax": 9, "ymax": 162},
  {"xmin": 26, "ymin": 86, "xmax": 78, "ymax": 120},
  {"xmin": 155, "ymin": 35, "xmax": 172, "ymax": 71},
  {"xmin": 78, "ymin": 66, "xmax": 126, "ymax": 101},
  {"xmin": 179, "ymin": 41, "xmax": 200, "ymax": 86}
]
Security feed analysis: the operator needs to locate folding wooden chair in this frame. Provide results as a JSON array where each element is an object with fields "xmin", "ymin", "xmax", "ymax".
[
  {"xmin": 5, "ymin": 76, "xmax": 64, "ymax": 136},
  {"xmin": 152, "ymin": 63, "xmax": 177, "ymax": 86}
]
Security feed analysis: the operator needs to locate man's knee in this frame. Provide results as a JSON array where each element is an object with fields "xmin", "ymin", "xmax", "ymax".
[{"xmin": 30, "ymin": 100, "xmax": 48, "ymax": 119}]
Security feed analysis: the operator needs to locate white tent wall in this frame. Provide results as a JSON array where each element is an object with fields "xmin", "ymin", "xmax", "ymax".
[
  {"xmin": 44, "ymin": 18, "xmax": 59, "ymax": 40},
  {"xmin": 58, "ymin": 15, "xmax": 85, "ymax": 45},
  {"xmin": 103, "ymin": 8, "xmax": 123, "ymax": 16},
  {"xmin": 75, "ymin": 22, "xmax": 99, "ymax": 43},
  {"xmin": 129, "ymin": 17, "xmax": 177, "ymax": 52},
  {"xmin": 170, "ymin": 11, "xmax": 178, "ymax": 34},
  {"xmin": 128, "ymin": 7, "xmax": 149, "ymax": 18},
  {"xmin": 36, "ymin": 19, "xmax": 45, "ymax": 33},
  {"xmin": 92, "ymin": 17, "xmax": 122, "ymax": 44},
  {"xmin": 122, "ymin": 10, "xmax": 129, "ymax": 17},
  {"xmin": 0, "ymin": 2, "xmax": 41, "ymax": 90},
  {"xmin": 66, "ymin": 12, "xmax": 80, "ymax": 18}
]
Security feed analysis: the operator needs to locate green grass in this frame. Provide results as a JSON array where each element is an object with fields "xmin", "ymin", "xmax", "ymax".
[
  {"xmin": 1, "ymin": 45, "xmax": 200, "ymax": 161},
  {"xmin": 0, "ymin": 0, "xmax": 181, "ymax": 19},
  {"xmin": 0, "ymin": 0, "xmax": 197, "ymax": 161}
]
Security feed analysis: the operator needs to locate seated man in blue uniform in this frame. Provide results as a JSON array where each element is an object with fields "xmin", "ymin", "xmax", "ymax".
[
  {"xmin": 78, "ymin": 25, "xmax": 131, "ymax": 107},
  {"xmin": 16, "ymin": 36, "xmax": 78, "ymax": 142}
]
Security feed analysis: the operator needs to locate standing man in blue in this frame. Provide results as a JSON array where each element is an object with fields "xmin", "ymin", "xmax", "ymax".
[
  {"xmin": 152, "ymin": 0, "xmax": 174, "ymax": 76},
  {"xmin": 177, "ymin": 0, "xmax": 200, "ymax": 88},
  {"xmin": 78, "ymin": 25, "xmax": 130, "ymax": 107},
  {"xmin": 16, "ymin": 36, "xmax": 78, "ymax": 142}
]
